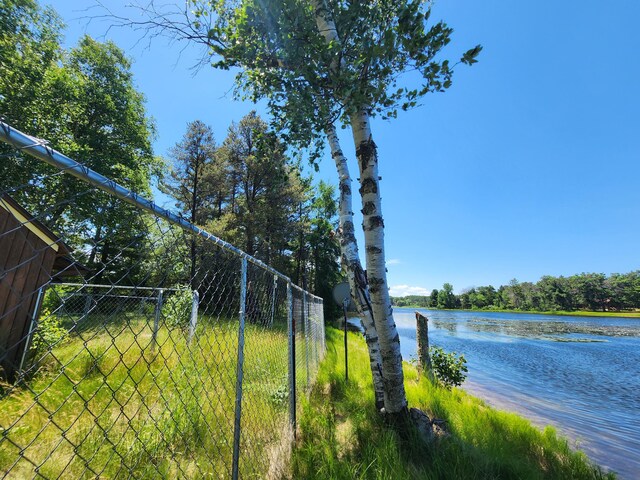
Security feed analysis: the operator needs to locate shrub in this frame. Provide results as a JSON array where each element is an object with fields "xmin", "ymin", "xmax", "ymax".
[
  {"xmin": 40, "ymin": 284, "xmax": 73, "ymax": 313},
  {"xmin": 30, "ymin": 307, "xmax": 67, "ymax": 359},
  {"xmin": 162, "ymin": 287, "xmax": 194, "ymax": 328},
  {"xmin": 430, "ymin": 345, "xmax": 468, "ymax": 388}
]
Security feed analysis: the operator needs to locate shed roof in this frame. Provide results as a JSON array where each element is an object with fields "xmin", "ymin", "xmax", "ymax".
[{"xmin": 0, "ymin": 194, "xmax": 88, "ymax": 278}]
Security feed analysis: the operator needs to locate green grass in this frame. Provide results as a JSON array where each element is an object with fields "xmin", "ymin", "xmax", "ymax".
[
  {"xmin": 291, "ymin": 328, "xmax": 615, "ymax": 479},
  {"xmin": 0, "ymin": 313, "xmax": 293, "ymax": 478}
]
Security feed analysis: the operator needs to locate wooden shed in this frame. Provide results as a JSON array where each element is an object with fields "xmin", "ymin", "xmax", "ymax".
[{"xmin": 0, "ymin": 194, "xmax": 83, "ymax": 382}]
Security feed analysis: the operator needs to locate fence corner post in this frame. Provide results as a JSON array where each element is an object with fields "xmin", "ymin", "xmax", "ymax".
[
  {"xmin": 18, "ymin": 286, "xmax": 45, "ymax": 374},
  {"xmin": 81, "ymin": 292, "xmax": 93, "ymax": 324},
  {"xmin": 232, "ymin": 257, "xmax": 248, "ymax": 480},
  {"xmin": 188, "ymin": 290, "xmax": 199, "ymax": 344},
  {"xmin": 151, "ymin": 289, "xmax": 163, "ymax": 352}
]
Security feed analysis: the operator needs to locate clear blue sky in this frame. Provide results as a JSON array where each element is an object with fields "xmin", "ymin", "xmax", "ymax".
[{"xmin": 47, "ymin": 1, "xmax": 640, "ymax": 295}]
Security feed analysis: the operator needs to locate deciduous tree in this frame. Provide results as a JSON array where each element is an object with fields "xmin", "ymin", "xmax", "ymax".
[
  {"xmin": 117, "ymin": 0, "xmax": 480, "ymax": 421},
  {"xmin": 437, "ymin": 283, "xmax": 456, "ymax": 309},
  {"xmin": 1, "ymin": 3, "xmax": 157, "ymax": 284}
]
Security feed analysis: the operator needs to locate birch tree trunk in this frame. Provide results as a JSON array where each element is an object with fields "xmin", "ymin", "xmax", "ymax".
[
  {"xmin": 313, "ymin": 0, "xmax": 407, "ymax": 416},
  {"xmin": 326, "ymin": 124, "xmax": 385, "ymax": 409},
  {"xmin": 312, "ymin": 0, "xmax": 387, "ymax": 409},
  {"xmin": 351, "ymin": 109, "xmax": 408, "ymax": 416}
]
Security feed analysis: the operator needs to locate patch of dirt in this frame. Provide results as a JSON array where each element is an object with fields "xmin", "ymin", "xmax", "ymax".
[
  {"xmin": 335, "ymin": 417, "xmax": 356, "ymax": 459},
  {"xmin": 267, "ymin": 423, "xmax": 293, "ymax": 480}
]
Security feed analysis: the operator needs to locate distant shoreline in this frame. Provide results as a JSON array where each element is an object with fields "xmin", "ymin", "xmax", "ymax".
[{"xmin": 393, "ymin": 306, "xmax": 640, "ymax": 319}]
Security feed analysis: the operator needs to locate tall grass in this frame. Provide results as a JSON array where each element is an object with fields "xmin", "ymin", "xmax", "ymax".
[
  {"xmin": 292, "ymin": 327, "xmax": 615, "ymax": 480},
  {"xmin": 0, "ymin": 314, "xmax": 291, "ymax": 478}
]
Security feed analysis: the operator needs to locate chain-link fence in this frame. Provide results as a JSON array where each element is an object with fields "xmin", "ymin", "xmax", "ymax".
[{"xmin": 0, "ymin": 121, "xmax": 325, "ymax": 479}]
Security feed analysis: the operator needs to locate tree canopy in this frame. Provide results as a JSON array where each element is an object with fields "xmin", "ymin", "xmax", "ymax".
[
  {"xmin": 159, "ymin": 112, "xmax": 342, "ymax": 308},
  {"xmin": 1, "ymin": 0, "xmax": 159, "ymax": 284},
  {"xmin": 121, "ymin": 0, "xmax": 479, "ymax": 418}
]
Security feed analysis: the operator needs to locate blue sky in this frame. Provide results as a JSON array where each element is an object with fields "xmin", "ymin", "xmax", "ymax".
[{"xmin": 47, "ymin": 1, "xmax": 640, "ymax": 295}]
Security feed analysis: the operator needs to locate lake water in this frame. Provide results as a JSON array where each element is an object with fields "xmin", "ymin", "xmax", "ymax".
[{"xmin": 392, "ymin": 308, "xmax": 640, "ymax": 479}]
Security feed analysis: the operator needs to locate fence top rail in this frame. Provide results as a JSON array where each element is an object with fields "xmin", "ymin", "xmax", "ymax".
[
  {"xmin": 55, "ymin": 283, "xmax": 181, "ymax": 292},
  {"xmin": 290, "ymin": 283, "xmax": 323, "ymax": 299},
  {"xmin": 0, "ymin": 120, "xmax": 319, "ymax": 300}
]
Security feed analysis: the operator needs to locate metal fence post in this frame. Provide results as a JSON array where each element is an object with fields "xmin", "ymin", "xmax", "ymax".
[
  {"xmin": 18, "ymin": 286, "xmax": 45, "ymax": 374},
  {"xmin": 188, "ymin": 290, "xmax": 199, "ymax": 344},
  {"xmin": 287, "ymin": 282, "xmax": 296, "ymax": 437},
  {"xmin": 269, "ymin": 274, "xmax": 278, "ymax": 327},
  {"xmin": 321, "ymin": 300, "xmax": 326, "ymax": 355},
  {"xmin": 315, "ymin": 301, "xmax": 320, "ymax": 366},
  {"xmin": 151, "ymin": 289, "xmax": 163, "ymax": 352},
  {"xmin": 303, "ymin": 292, "xmax": 310, "ymax": 389},
  {"xmin": 81, "ymin": 292, "xmax": 92, "ymax": 324},
  {"xmin": 232, "ymin": 257, "xmax": 248, "ymax": 480}
]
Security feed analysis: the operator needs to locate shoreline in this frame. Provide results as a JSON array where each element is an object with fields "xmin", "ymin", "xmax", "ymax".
[
  {"xmin": 292, "ymin": 328, "xmax": 615, "ymax": 479},
  {"xmin": 461, "ymin": 381, "xmax": 618, "ymax": 478},
  {"xmin": 393, "ymin": 306, "xmax": 640, "ymax": 319}
]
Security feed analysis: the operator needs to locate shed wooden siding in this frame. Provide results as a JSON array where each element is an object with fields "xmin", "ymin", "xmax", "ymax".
[{"xmin": 0, "ymin": 205, "xmax": 57, "ymax": 382}]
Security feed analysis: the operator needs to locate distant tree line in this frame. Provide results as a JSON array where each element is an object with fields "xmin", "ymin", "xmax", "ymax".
[
  {"xmin": 391, "ymin": 295, "xmax": 431, "ymax": 308},
  {"xmin": 391, "ymin": 272, "xmax": 640, "ymax": 312}
]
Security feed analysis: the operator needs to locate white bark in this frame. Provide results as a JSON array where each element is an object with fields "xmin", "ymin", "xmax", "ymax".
[
  {"xmin": 312, "ymin": 0, "xmax": 342, "ymax": 72},
  {"xmin": 326, "ymin": 124, "xmax": 385, "ymax": 409},
  {"xmin": 350, "ymin": 109, "xmax": 407, "ymax": 414},
  {"xmin": 313, "ymin": 0, "xmax": 407, "ymax": 415},
  {"xmin": 313, "ymin": 2, "xmax": 338, "ymax": 45}
]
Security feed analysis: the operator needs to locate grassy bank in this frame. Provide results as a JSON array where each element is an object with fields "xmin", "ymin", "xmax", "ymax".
[
  {"xmin": 292, "ymin": 328, "xmax": 614, "ymax": 479},
  {"xmin": 396, "ymin": 306, "xmax": 640, "ymax": 318},
  {"xmin": 0, "ymin": 313, "xmax": 291, "ymax": 478}
]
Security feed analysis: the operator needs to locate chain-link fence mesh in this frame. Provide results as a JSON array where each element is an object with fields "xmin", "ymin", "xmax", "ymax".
[{"xmin": 0, "ymin": 122, "xmax": 325, "ymax": 479}]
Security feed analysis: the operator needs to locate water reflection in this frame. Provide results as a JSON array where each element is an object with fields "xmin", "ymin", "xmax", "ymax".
[{"xmin": 393, "ymin": 308, "xmax": 640, "ymax": 479}]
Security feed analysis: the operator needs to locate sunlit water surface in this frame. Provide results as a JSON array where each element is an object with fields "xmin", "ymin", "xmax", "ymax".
[{"xmin": 391, "ymin": 308, "xmax": 640, "ymax": 479}]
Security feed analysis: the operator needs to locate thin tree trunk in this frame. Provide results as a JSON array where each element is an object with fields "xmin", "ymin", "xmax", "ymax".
[
  {"xmin": 88, "ymin": 225, "xmax": 102, "ymax": 266},
  {"xmin": 95, "ymin": 239, "xmax": 110, "ymax": 285},
  {"xmin": 326, "ymin": 124, "xmax": 385, "ymax": 409},
  {"xmin": 190, "ymin": 156, "xmax": 200, "ymax": 288},
  {"xmin": 313, "ymin": 0, "xmax": 389, "ymax": 411},
  {"xmin": 350, "ymin": 109, "xmax": 408, "ymax": 417},
  {"xmin": 296, "ymin": 220, "xmax": 305, "ymax": 286}
]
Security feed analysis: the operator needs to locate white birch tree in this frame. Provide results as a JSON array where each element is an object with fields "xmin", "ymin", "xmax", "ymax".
[
  {"xmin": 117, "ymin": 0, "xmax": 480, "ymax": 423},
  {"xmin": 327, "ymin": 124, "xmax": 385, "ymax": 409}
]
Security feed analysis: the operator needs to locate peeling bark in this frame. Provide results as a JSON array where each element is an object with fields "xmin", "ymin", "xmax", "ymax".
[
  {"xmin": 314, "ymin": 0, "xmax": 406, "ymax": 415},
  {"xmin": 326, "ymin": 124, "xmax": 385, "ymax": 409},
  {"xmin": 351, "ymin": 109, "xmax": 408, "ymax": 416},
  {"xmin": 313, "ymin": 0, "xmax": 386, "ymax": 409},
  {"xmin": 362, "ymin": 201, "xmax": 376, "ymax": 216}
]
